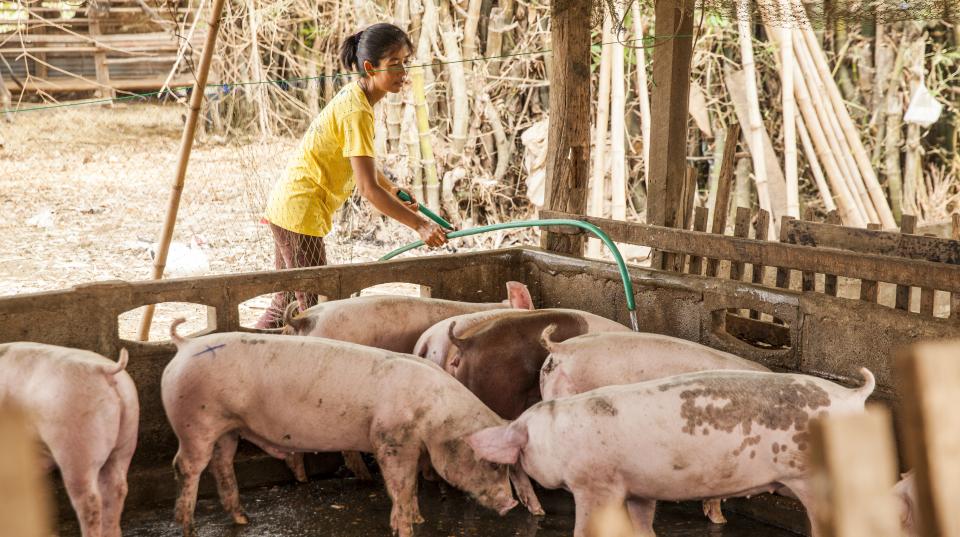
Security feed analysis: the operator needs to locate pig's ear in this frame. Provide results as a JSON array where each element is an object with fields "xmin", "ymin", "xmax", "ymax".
[
  {"xmin": 282, "ymin": 302, "xmax": 309, "ymax": 333},
  {"xmin": 466, "ymin": 425, "xmax": 528, "ymax": 465},
  {"xmin": 505, "ymin": 282, "xmax": 535, "ymax": 310},
  {"xmin": 448, "ymin": 321, "xmax": 471, "ymax": 350}
]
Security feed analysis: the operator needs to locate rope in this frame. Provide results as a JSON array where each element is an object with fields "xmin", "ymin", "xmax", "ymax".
[{"xmin": 0, "ymin": 34, "xmax": 693, "ymax": 116}]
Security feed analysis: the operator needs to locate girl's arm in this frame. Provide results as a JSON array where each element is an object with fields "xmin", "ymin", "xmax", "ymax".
[{"xmin": 351, "ymin": 156, "xmax": 447, "ymax": 247}]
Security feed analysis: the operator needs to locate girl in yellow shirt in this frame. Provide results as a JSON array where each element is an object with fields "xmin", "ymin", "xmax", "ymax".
[{"xmin": 257, "ymin": 23, "xmax": 449, "ymax": 329}]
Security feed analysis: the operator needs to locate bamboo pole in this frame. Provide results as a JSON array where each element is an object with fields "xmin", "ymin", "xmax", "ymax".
[
  {"xmin": 611, "ymin": 31, "xmax": 627, "ymax": 221},
  {"xmin": 402, "ymin": 103, "xmax": 424, "ymax": 201},
  {"xmin": 793, "ymin": 30, "xmax": 877, "ymax": 224},
  {"xmin": 438, "ymin": 0, "xmax": 468, "ymax": 159},
  {"xmin": 801, "ymin": 25, "xmax": 897, "ymax": 228},
  {"xmin": 631, "ymin": 0, "xmax": 651, "ymax": 181},
  {"xmin": 736, "ymin": 3, "xmax": 773, "ymax": 217},
  {"xmin": 588, "ymin": 17, "xmax": 613, "ymax": 258},
  {"xmin": 796, "ymin": 111, "xmax": 837, "ymax": 213},
  {"xmin": 791, "ymin": 59, "xmax": 865, "ymax": 226},
  {"xmin": 902, "ymin": 28, "xmax": 925, "ymax": 220},
  {"xmin": 779, "ymin": 2, "xmax": 799, "ymax": 218},
  {"xmin": 137, "ymin": 0, "xmax": 228, "ymax": 341},
  {"xmin": 411, "ymin": 67, "xmax": 441, "ymax": 211}
]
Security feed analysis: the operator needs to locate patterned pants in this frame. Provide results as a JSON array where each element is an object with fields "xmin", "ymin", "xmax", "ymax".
[{"xmin": 254, "ymin": 223, "xmax": 327, "ymax": 329}]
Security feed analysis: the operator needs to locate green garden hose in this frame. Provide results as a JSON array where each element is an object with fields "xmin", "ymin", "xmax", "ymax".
[
  {"xmin": 397, "ymin": 190, "xmax": 455, "ymax": 230},
  {"xmin": 379, "ymin": 219, "xmax": 639, "ymax": 331}
]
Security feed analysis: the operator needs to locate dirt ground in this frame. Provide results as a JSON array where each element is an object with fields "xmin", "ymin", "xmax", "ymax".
[{"xmin": 0, "ymin": 104, "xmax": 472, "ymax": 338}]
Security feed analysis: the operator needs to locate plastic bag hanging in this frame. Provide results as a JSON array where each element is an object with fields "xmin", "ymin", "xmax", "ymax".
[{"xmin": 903, "ymin": 79, "xmax": 944, "ymax": 128}]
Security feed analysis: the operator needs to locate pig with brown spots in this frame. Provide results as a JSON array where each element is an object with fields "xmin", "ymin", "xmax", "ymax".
[
  {"xmin": 538, "ymin": 327, "xmax": 770, "ymax": 524},
  {"xmin": 467, "ymin": 368, "xmax": 876, "ymax": 537},
  {"xmin": 0, "ymin": 342, "xmax": 139, "ymax": 537},
  {"xmin": 281, "ymin": 281, "xmax": 532, "ymax": 480},
  {"xmin": 162, "ymin": 319, "xmax": 535, "ymax": 537},
  {"xmin": 444, "ymin": 310, "xmax": 630, "ymax": 419}
]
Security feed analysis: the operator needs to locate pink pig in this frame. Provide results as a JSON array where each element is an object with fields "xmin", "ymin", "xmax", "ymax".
[
  {"xmin": 282, "ymin": 281, "xmax": 534, "ymax": 352},
  {"xmin": 468, "ymin": 368, "xmax": 875, "ymax": 537},
  {"xmin": 162, "ymin": 320, "xmax": 538, "ymax": 537},
  {"xmin": 0, "ymin": 342, "xmax": 139, "ymax": 537},
  {"xmin": 538, "ymin": 327, "xmax": 770, "ymax": 524}
]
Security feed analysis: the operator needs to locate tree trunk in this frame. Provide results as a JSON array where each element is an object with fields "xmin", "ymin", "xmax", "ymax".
[{"xmin": 541, "ymin": 0, "xmax": 592, "ymax": 255}]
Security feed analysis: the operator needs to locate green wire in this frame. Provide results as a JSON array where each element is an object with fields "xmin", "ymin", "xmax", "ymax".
[{"xmin": 379, "ymin": 219, "xmax": 639, "ymax": 331}]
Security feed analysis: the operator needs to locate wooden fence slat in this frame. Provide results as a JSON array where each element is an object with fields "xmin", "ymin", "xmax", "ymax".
[
  {"xmin": 750, "ymin": 209, "xmax": 770, "ymax": 320},
  {"xmin": 730, "ymin": 207, "xmax": 752, "ymax": 281},
  {"xmin": 672, "ymin": 166, "xmax": 699, "ymax": 273},
  {"xmin": 776, "ymin": 215, "xmax": 795, "ymax": 291},
  {"xmin": 823, "ymin": 210, "xmax": 842, "ymax": 296},
  {"xmin": 896, "ymin": 340, "xmax": 960, "ymax": 537},
  {"xmin": 809, "ymin": 405, "xmax": 901, "ymax": 537},
  {"xmin": 953, "ymin": 214, "xmax": 959, "ymax": 319},
  {"xmin": 688, "ymin": 206, "xmax": 709, "ymax": 276},
  {"xmin": 919, "ymin": 233, "xmax": 937, "ymax": 316},
  {"xmin": 0, "ymin": 404, "xmax": 52, "ymax": 537},
  {"xmin": 705, "ymin": 124, "xmax": 740, "ymax": 278},
  {"xmin": 801, "ymin": 208, "xmax": 817, "ymax": 292},
  {"xmin": 781, "ymin": 218, "xmax": 960, "ymax": 264},
  {"xmin": 895, "ymin": 215, "xmax": 917, "ymax": 311},
  {"xmin": 953, "ymin": 213, "xmax": 959, "ymax": 241},
  {"xmin": 859, "ymin": 223, "xmax": 882, "ymax": 303}
]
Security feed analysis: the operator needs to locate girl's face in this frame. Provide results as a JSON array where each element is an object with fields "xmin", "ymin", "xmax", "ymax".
[{"xmin": 365, "ymin": 45, "xmax": 412, "ymax": 94}]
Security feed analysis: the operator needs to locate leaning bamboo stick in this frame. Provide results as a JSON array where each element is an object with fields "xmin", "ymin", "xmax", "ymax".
[
  {"xmin": 631, "ymin": 0, "xmax": 651, "ymax": 180},
  {"xmin": 796, "ymin": 111, "xmax": 837, "ymax": 213},
  {"xmin": 800, "ymin": 25, "xmax": 897, "ymax": 228},
  {"xmin": 587, "ymin": 17, "xmax": 613, "ymax": 257},
  {"xmin": 137, "ymin": 0, "xmax": 227, "ymax": 341},
  {"xmin": 736, "ymin": 5, "xmax": 773, "ymax": 217},
  {"xmin": 792, "ymin": 59, "xmax": 865, "ymax": 226},
  {"xmin": 611, "ymin": 32, "xmax": 627, "ymax": 221},
  {"xmin": 438, "ymin": 0, "xmax": 468, "ymax": 159},
  {"xmin": 402, "ymin": 102, "xmax": 424, "ymax": 201},
  {"xmin": 779, "ymin": 2, "xmax": 799, "ymax": 218},
  {"xmin": 411, "ymin": 67, "xmax": 440, "ymax": 211},
  {"xmin": 792, "ymin": 31, "xmax": 873, "ymax": 223}
]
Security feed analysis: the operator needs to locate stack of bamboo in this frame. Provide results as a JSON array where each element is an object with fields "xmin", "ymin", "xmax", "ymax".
[{"xmin": 762, "ymin": 3, "xmax": 897, "ymax": 229}]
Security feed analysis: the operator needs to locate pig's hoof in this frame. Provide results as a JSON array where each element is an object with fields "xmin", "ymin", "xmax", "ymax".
[
  {"xmin": 233, "ymin": 512, "xmax": 250, "ymax": 525},
  {"xmin": 703, "ymin": 499, "xmax": 727, "ymax": 525}
]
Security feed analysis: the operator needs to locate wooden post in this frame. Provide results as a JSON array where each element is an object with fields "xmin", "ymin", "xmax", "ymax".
[
  {"xmin": 88, "ymin": 2, "xmax": 115, "ymax": 102},
  {"xmin": 137, "ymin": 0, "xmax": 228, "ymax": 341},
  {"xmin": 705, "ymin": 124, "xmax": 740, "ymax": 278},
  {"xmin": 801, "ymin": 207, "xmax": 817, "ymax": 292},
  {"xmin": 919, "ymin": 233, "xmax": 936, "ymax": 316},
  {"xmin": 671, "ymin": 166, "xmax": 698, "ymax": 272},
  {"xmin": 540, "ymin": 0, "xmax": 592, "ymax": 256},
  {"xmin": 730, "ymin": 207, "xmax": 751, "ymax": 282},
  {"xmin": 953, "ymin": 214, "xmax": 960, "ymax": 319},
  {"xmin": 897, "ymin": 340, "xmax": 960, "ymax": 537},
  {"xmin": 859, "ymin": 223, "xmax": 882, "ymax": 302},
  {"xmin": 895, "ymin": 214, "xmax": 917, "ymax": 311},
  {"xmin": 808, "ymin": 405, "xmax": 901, "ymax": 537},
  {"xmin": 0, "ymin": 404, "xmax": 52, "ymax": 537},
  {"xmin": 776, "ymin": 215, "xmax": 796, "ymax": 292},
  {"xmin": 647, "ymin": 0, "xmax": 694, "ymax": 268}
]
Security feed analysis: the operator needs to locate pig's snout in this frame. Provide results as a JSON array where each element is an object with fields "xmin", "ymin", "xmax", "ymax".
[{"xmin": 478, "ymin": 488, "xmax": 518, "ymax": 516}]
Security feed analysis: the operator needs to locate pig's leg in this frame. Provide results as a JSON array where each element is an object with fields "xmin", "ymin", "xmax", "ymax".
[
  {"xmin": 374, "ymin": 443, "xmax": 424, "ymax": 537},
  {"xmin": 702, "ymin": 499, "xmax": 727, "ymax": 524},
  {"xmin": 343, "ymin": 450, "xmax": 374, "ymax": 480},
  {"xmin": 173, "ymin": 440, "xmax": 216, "ymax": 537},
  {"xmin": 780, "ymin": 479, "xmax": 821, "ymax": 537},
  {"xmin": 209, "ymin": 433, "xmax": 249, "ymax": 525},
  {"xmin": 61, "ymin": 466, "xmax": 104, "ymax": 537},
  {"xmin": 97, "ymin": 438, "xmax": 136, "ymax": 537},
  {"xmin": 571, "ymin": 488, "xmax": 627, "ymax": 537},
  {"xmin": 625, "ymin": 498, "xmax": 657, "ymax": 537},
  {"xmin": 284, "ymin": 453, "xmax": 308, "ymax": 483},
  {"xmin": 510, "ymin": 467, "xmax": 545, "ymax": 516}
]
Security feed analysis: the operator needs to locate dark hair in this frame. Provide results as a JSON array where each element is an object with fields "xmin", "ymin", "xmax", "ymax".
[{"xmin": 339, "ymin": 23, "xmax": 414, "ymax": 75}]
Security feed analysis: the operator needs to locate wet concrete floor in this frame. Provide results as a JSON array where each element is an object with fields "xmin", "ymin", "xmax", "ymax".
[{"xmin": 61, "ymin": 478, "xmax": 801, "ymax": 536}]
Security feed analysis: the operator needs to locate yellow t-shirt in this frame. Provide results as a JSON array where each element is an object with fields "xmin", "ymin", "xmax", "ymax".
[{"xmin": 265, "ymin": 82, "xmax": 375, "ymax": 236}]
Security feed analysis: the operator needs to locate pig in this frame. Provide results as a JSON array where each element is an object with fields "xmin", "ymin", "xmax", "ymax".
[
  {"xmin": 444, "ymin": 310, "xmax": 630, "ymax": 419},
  {"xmin": 894, "ymin": 471, "xmax": 918, "ymax": 537},
  {"xmin": 162, "ymin": 319, "xmax": 540, "ymax": 537},
  {"xmin": 539, "ymin": 327, "xmax": 770, "ymax": 524},
  {"xmin": 0, "ymin": 342, "xmax": 139, "ymax": 537},
  {"xmin": 418, "ymin": 308, "xmax": 632, "ymax": 375},
  {"xmin": 467, "ymin": 368, "xmax": 876, "ymax": 537},
  {"xmin": 281, "ymin": 281, "xmax": 533, "ymax": 481},
  {"xmin": 282, "ymin": 281, "xmax": 534, "ymax": 352}
]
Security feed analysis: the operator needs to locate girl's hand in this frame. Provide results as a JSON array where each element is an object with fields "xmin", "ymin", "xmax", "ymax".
[
  {"xmin": 395, "ymin": 187, "xmax": 420, "ymax": 211},
  {"xmin": 417, "ymin": 221, "xmax": 448, "ymax": 248}
]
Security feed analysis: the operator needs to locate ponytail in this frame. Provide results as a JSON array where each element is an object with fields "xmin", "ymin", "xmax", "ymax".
[
  {"xmin": 339, "ymin": 31, "xmax": 364, "ymax": 71},
  {"xmin": 339, "ymin": 23, "xmax": 414, "ymax": 76}
]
